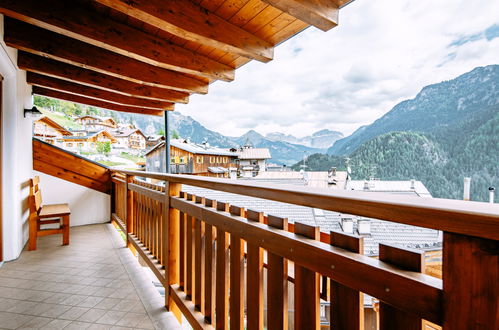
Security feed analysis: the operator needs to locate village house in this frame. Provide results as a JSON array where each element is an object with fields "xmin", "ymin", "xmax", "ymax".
[
  {"xmin": 146, "ymin": 134, "xmax": 165, "ymax": 149},
  {"xmin": 111, "ymin": 127, "xmax": 147, "ymax": 151},
  {"xmin": 33, "ymin": 115, "xmax": 72, "ymax": 144},
  {"xmin": 234, "ymin": 146, "xmax": 272, "ymax": 177},
  {"xmin": 75, "ymin": 115, "xmax": 117, "ymax": 132},
  {"xmin": 146, "ymin": 139, "xmax": 238, "ymax": 178},
  {"xmin": 56, "ymin": 130, "xmax": 117, "ymax": 152}
]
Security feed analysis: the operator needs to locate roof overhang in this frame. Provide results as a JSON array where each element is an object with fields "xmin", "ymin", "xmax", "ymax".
[{"xmin": 0, "ymin": 0, "xmax": 350, "ymax": 116}]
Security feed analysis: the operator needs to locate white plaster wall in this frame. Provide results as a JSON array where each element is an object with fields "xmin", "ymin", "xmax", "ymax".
[
  {"xmin": 0, "ymin": 15, "xmax": 34, "ymax": 261},
  {"xmin": 34, "ymin": 171, "xmax": 110, "ymax": 227},
  {"xmin": 0, "ymin": 15, "xmax": 114, "ymax": 262}
]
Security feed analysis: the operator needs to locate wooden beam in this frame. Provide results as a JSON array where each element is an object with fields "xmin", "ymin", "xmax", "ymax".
[
  {"xmin": 4, "ymin": 18, "xmax": 206, "ymax": 95},
  {"xmin": 261, "ymin": 0, "xmax": 339, "ymax": 31},
  {"xmin": 18, "ymin": 52, "xmax": 186, "ymax": 103},
  {"xmin": 33, "ymin": 159, "xmax": 110, "ymax": 194},
  {"xmin": 32, "ymin": 86, "xmax": 165, "ymax": 116},
  {"xmin": 0, "ymin": 0, "xmax": 234, "ymax": 81},
  {"xmin": 27, "ymin": 73, "xmax": 174, "ymax": 110},
  {"xmin": 94, "ymin": 0, "xmax": 273, "ymax": 62}
]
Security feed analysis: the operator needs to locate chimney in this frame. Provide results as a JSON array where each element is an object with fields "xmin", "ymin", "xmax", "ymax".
[
  {"xmin": 410, "ymin": 179, "xmax": 415, "ymax": 190},
  {"xmin": 463, "ymin": 177, "xmax": 471, "ymax": 201},
  {"xmin": 357, "ymin": 219, "xmax": 371, "ymax": 235},
  {"xmin": 341, "ymin": 217, "xmax": 354, "ymax": 234},
  {"xmin": 489, "ymin": 187, "xmax": 495, "ymax": 204},
  {"xmin": 363, "ymin": 180, "xmax": 369, "ymax": 190}
]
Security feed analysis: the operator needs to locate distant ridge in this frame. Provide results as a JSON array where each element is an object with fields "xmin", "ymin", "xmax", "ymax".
[{"xmin": 328, "ymin": 65, "xmax": 499, "ymax": 155}]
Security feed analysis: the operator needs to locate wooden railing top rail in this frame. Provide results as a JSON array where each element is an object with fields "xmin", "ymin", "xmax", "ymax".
[{"xmin": 113, "ymin": 170, "xmax": 499, "ymax": 240}]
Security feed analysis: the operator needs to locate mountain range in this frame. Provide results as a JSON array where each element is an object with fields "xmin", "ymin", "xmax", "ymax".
[
  {"xmin": 294, "ymin": 64, "xmax": 499, "ymax": 202},
  {"xmin": 266, "ymin": 129, "xmax": 343, "ymax": 149},
  {"xmin": 327, "ymin": 65, "xmax": 499, "ymax": 155},
  {"xmin": 101, "ymin": 111, "xmax": 338, "ymax": 165}
]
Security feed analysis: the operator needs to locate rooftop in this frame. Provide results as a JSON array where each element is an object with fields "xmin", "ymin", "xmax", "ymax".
[
  {"xmin": 236, "ymin": 147, "xmax": 272, "ymax": 160},
  {"xmin": 146, "ymin": 140, "xmax": 238, "ymax": 157}
]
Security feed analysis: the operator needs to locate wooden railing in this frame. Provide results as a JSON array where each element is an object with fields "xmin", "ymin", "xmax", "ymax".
[{"xmin": 110, "ymin": 170, "xmax": 499, "ymax": 330}]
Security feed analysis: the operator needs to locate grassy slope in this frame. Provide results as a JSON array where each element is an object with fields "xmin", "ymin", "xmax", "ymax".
[{"xmin": 40, "ymin": 109, "xmax": 83, "ymax": 130}]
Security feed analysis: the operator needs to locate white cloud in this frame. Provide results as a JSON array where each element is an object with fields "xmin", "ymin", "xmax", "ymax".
[{"xmin": 177, "ymin": 0, "xmax": 499, "ymax": 138}]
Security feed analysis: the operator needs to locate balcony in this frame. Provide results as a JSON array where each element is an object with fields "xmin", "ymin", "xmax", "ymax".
[
  {"xmin": 0, "ymin": 1, "xmax": 497, "ymax": 329},
  {"xmin": 106, "ymin": 169, "xmax": 499, "ymax": 329}
]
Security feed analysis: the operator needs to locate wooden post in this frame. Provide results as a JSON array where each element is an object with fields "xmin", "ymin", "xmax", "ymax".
[
  {"xmin": 443, "ymin": 232, "xmax": 499, "ymax": 329},
  {"xmin": 379, "ymin": 243, "xmax": 424, "ymax": 330},
  {"xmin": 125, "ymin": 174, "xmax": 134, "ymax": 248},
  {"xmin": 216, "ymin": 201, "xmax": 229, "ymax": 330},
  {"xmin": 194, "ymin": 196, "xmax": 205, "ymax": 312},
  {"xmin": 266, "ymin": 215, "xmax": 289, "ymax": 330},
  {"xmin": 330, "ymin": 231, "xmax": 364, "ymax": 330},
  {"xmin": 229, "ymin": 205, "xmax": 245, "ymax": 330},
  {"xmin": 294, "ymin": 222, "xmax": 320, "ymax": 330},
  {"xmin": 204, "ymin": 198, "xmax": 216, "ymax": 324},
  {"xmin": 246, "ymin": 209, "xmax": 264, "ymax": 330},
  {"xmin": 110, "ymin": 175, "xmax": 115, "ymax": 221},
  {"xmin": 165, "ymin": 181, "xmax": 181, "ymax": 321}
]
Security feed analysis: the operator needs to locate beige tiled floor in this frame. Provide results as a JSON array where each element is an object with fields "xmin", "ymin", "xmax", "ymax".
[{"xmin": 0, "ymin": 224, "xmax": 181, "ymax": 329}]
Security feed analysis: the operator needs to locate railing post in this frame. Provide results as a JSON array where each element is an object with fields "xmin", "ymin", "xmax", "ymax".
[
  {"xmin": 165, "ymin": 181, "xmax": 182, "ymax": 321},
  {"xmin": 330, "ymin": 231, "xmax": 365, "ymax": 330},
  {"xmin": 125, "ymin": 174, "xmax": 134, "ymax": 248},
  {"xmin": 443, "ymin": 232, "xmax": 499, "ymax": 329},
  {"xmin": 294, "ymin": 222, "xmax": 320, "ymax": 330},
  {"xmin": 378, "ymin": 243, "xmax": 424, "ymax": 330},
  {"xmin": 110, "ymin": 174, "xmax": 116, "ymax": 220}
]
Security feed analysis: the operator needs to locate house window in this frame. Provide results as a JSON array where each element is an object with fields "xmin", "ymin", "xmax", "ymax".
[
  {"xmin": 197, "ymin": 156, "xmax": 203, "ymax": 164},
  {"xmin": 67, "ymin": 143, "xmax": 73, "ymax": 147},
  {"xmin": 210, "ymin": 156, "xmax": 214, "ymax": 164},
  {"xmin": 223, "ymin": 157, "xmax": 228, "ymax": 164},
  {"xmin": 179, "ymin": 156, "xmax": 186, "ymax": 164},
  {"xmin": 78, "ymin": 143, "xmax": 84, "ymax": 147},
  {"xmin": 216, "ymin": 157, "xmax": 220, "ymax": 163}
]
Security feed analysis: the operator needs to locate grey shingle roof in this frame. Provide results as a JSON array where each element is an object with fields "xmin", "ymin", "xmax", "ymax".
[{"xmin": 182, "ymin": 185, "xmax": 441, "ymax": 257}]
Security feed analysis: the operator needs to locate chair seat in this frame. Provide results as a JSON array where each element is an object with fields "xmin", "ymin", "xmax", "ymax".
[{"xmin": 39, "ymin": 203, "xmax": 71, "ymax": 218}]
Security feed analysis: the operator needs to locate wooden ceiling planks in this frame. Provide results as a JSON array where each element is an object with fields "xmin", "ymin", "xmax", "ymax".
[
  {"xmin": 260, "ymin": 0, "xmax": 339, "ymax": 31},
  {"xmin": 93, "ymin": 0, "xmax": 274, "ymax": 62},
  {"xmin": 0, "ymin": 0, "xmax": 348, "ymax": 116},
  {"xmin": 4, "ymin": 19, "xmax": 203, "ymax": 96},
  {"xmin": 0, "ymin": 0, "xmax": 235, "ymax": 81}
]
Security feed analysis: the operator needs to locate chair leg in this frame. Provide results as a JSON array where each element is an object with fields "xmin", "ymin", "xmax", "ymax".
[
  {"xmin": 62, "ymin": 215, "xmax": 70, "ymax": 245},
  {"xmin": 28, "ymin": 216, "xmax": 38, "ymax": 251}
]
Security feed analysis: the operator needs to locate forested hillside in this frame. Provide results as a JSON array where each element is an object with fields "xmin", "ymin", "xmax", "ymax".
[{"xmin": 293, "ymin": 104, "xmax": 499, "ymax": 202}]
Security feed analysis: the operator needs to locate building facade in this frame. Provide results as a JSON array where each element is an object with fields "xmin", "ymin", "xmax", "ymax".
[
  {"xmin": 75, "ymin": 115, "xmax": 117, "ymax": 132},
  {"xmin": 146, "ymin": 140, "xmax": 238, "ymax": 178},
  {"xmin": 56, "ymin": 130, "xmax": 117, "ymax": 152},
  {"xmin": 33, "ymin": 116, "xmax": 73, "ymax": 144},
  {"xmin": 234, "ymin": 147, "xmax": 272, "ymax": 177},
  {"xmin": 112, "ymin": 128, "xmax": 147, "ymax": 151}
]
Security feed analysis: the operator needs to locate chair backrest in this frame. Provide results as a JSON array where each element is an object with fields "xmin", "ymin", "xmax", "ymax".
[{"xmin": 30, "ymin": 176, "xmax": 42, "ymax": 213}]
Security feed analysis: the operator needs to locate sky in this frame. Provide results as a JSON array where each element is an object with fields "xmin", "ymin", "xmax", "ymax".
[{"xmin": 176, "ymin": 0, "xmax": 499, "ymax": 138}]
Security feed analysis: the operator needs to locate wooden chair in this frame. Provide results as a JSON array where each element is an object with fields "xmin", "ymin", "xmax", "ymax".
[{"xmin": 28, "ymin": 176, "xmax": 71, "ymax": 251}]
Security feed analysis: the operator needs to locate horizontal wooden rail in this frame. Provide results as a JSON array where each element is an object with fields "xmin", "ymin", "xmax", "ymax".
[
  {"xmin": 171, "ymin": 196, "xmax": 443, "ymax": 324},
  {"xmin": 115, "ymin": 170, "xmax": 499, "ymax": 240}
]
